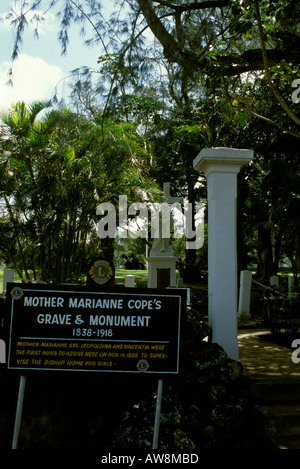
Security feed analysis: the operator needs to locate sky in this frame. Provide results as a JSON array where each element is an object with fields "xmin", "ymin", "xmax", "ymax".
[{"xmin": 0, "ymin": 0, "xmax": 109, "ymax": 113}]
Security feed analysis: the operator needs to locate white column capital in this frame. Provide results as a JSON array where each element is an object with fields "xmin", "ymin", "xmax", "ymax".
[{"xmin": 193, "ymin": 147, "xmax": 253, "ymax": 176}]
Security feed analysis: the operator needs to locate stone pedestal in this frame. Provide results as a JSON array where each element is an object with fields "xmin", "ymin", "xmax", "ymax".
[
  {"xmin": 147, "ymin": 256, "xmax": 177, "ymax": 289},
  {"xmin": 193, "ymin": 147, "xmax": 253, "ymax": 360}
]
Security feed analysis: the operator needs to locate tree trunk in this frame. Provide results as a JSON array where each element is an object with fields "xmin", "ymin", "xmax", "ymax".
[{"xmin": 256, "ymin": 228, "xmax": 274, "ymax": 280}]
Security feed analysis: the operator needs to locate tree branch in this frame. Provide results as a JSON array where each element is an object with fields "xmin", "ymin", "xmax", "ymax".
[
  {"xmin": 136, "ymin": 0, "xmax": 183, "ymax": 62},
  {"xmin": 254, "ymin": 0, "xmax": 300, "ymax": 127},
  {"xmin": 69, "ymin": 0, "xmax": 109, "ymax": 55},
  {"xmin": 219, "ymin": 47, "xmax": 300, "ymax": 76},
  {"xmin": 233, "ymin": 104, "xmax": 300, "ymax": 139},
  {"xmin": 136, "ymin": 0, "xmax": 300, "ymax": 79},
  {"xmin": 153, "ymin": 0, "xmax": 230, "ymax": 11}
]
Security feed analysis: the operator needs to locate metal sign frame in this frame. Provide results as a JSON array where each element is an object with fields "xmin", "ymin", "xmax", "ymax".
[
  {"xmin": 6, "ymin": 283, "xmax": 185, "ymax": 375},
  {"xmin": 5, "ymin": 283, "xmax": 186, "ymax": 450}
]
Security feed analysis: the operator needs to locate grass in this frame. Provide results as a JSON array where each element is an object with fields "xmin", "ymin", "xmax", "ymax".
[
  {"xmin": 1, "ymin": 267, "xmax": 294, "ymax": 286},
  {"xmin": 0, "ymin": 267, "xmax": 149, "ymax": 291}
]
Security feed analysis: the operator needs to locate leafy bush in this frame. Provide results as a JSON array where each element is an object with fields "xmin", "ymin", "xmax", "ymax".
[{"xmin": 122, "ymin": 252, "xmax": 146, "ymax": 270}]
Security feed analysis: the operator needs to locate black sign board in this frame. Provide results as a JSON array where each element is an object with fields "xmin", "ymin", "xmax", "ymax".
[{"xmin": 6, "ymin": 283, "xmax": 185, "ymax": 375}]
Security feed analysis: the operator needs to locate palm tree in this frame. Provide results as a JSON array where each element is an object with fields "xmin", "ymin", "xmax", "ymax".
[
  {"xmin": 0, "ymin": 103, "xmax": 157, "ymax": 283},
  {"xmin": 0, "ymin": 101, "xmax": 49, "ymax": 280}
]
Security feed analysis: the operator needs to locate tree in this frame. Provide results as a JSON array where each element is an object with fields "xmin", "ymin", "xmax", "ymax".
[
  {"xmin": 8, "ymin": 1, "xmax": 300, "ymax": 75},
  {"xmin": 0, "ymin": 101, "xmax": 51, "ymax": 280},
  {"xmin": 225, "ymin": 76, "xmax": 300, "ymax": 282},
  {"xmin": 5, "ymin": 0, "xmax": 300, "ymax": 130},
  {"xmin": 237, "ymin": 126, "xmax": 300, "ymax": 282},
  {"xmin": 146, "ymin": 70, "xmax": 300, "ymax": 283},
  {"xmin": 0, "ymin": 103, "xmax": 157, "ymax": 282}
]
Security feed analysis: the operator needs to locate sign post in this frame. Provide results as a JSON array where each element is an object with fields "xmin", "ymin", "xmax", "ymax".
[
  {"xmin": 12, "ymin": 375, "xmax": 26, "ymax": 449},
  {"xmin": 6, "ymin": 283, "xmax": 185, "ymax": 448},
  {"xmin": 152, "ymin": 379, "xmax": 163, "ymax": 449}
]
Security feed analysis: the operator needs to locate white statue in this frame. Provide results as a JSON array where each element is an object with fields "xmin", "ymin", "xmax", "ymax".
[{"xmin": 150, "ymin": 183, "xmax": 182, "ymax": 256}]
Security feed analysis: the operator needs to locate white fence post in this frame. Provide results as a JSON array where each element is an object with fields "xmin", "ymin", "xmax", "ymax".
[{"xmin": 238, "ymin": 270, "xmax": 252, "ymax": 320}]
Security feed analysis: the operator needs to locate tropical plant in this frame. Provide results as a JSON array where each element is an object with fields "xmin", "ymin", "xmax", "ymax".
[{"xmin": 0, "ymin": 103, "xmax": 157, "ymax": 282}]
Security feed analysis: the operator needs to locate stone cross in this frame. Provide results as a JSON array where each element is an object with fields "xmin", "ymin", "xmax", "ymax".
[
  {"xmin": 150, "ymin": 183, "xmax": 182, "ymax": 256},
  {"xmin": 147, "ymin": 182, "xmax": 181, "ymax": 288}
]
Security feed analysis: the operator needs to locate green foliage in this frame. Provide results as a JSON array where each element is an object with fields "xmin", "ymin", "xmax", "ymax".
[
  {"xmin": 121, "ymin": 252, "xmax": 146, "ymax": 270},
  {"xmin": 3, "ymin": 0, "xmax": 300, "ymax": 286},
  {"xmin": 0, "ymin": 103, "xmax": 157, "ymax": 283},
  {"xmin": 115, "ymin": 235, "xmax": 147, "ymax": 271}
]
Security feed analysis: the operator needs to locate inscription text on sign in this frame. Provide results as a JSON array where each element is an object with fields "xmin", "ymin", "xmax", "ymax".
[{"xmin": 6, "ymin": 284, "xmax": 185, "ymax": 375}]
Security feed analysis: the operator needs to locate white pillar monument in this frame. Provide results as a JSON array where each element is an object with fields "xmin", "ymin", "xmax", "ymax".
[
  {"xmin": 193, "ymin": 148, "xmax": 253, "ymax": 360},
  {"xmin": 238, "ymin": 270, "xmax": 252, "ymax": 320}
]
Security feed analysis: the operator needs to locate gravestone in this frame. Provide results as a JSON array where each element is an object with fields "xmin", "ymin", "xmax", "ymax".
[{"xmin": 125, "ymin": 274, "xmax": 135, "ymax": 288}]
